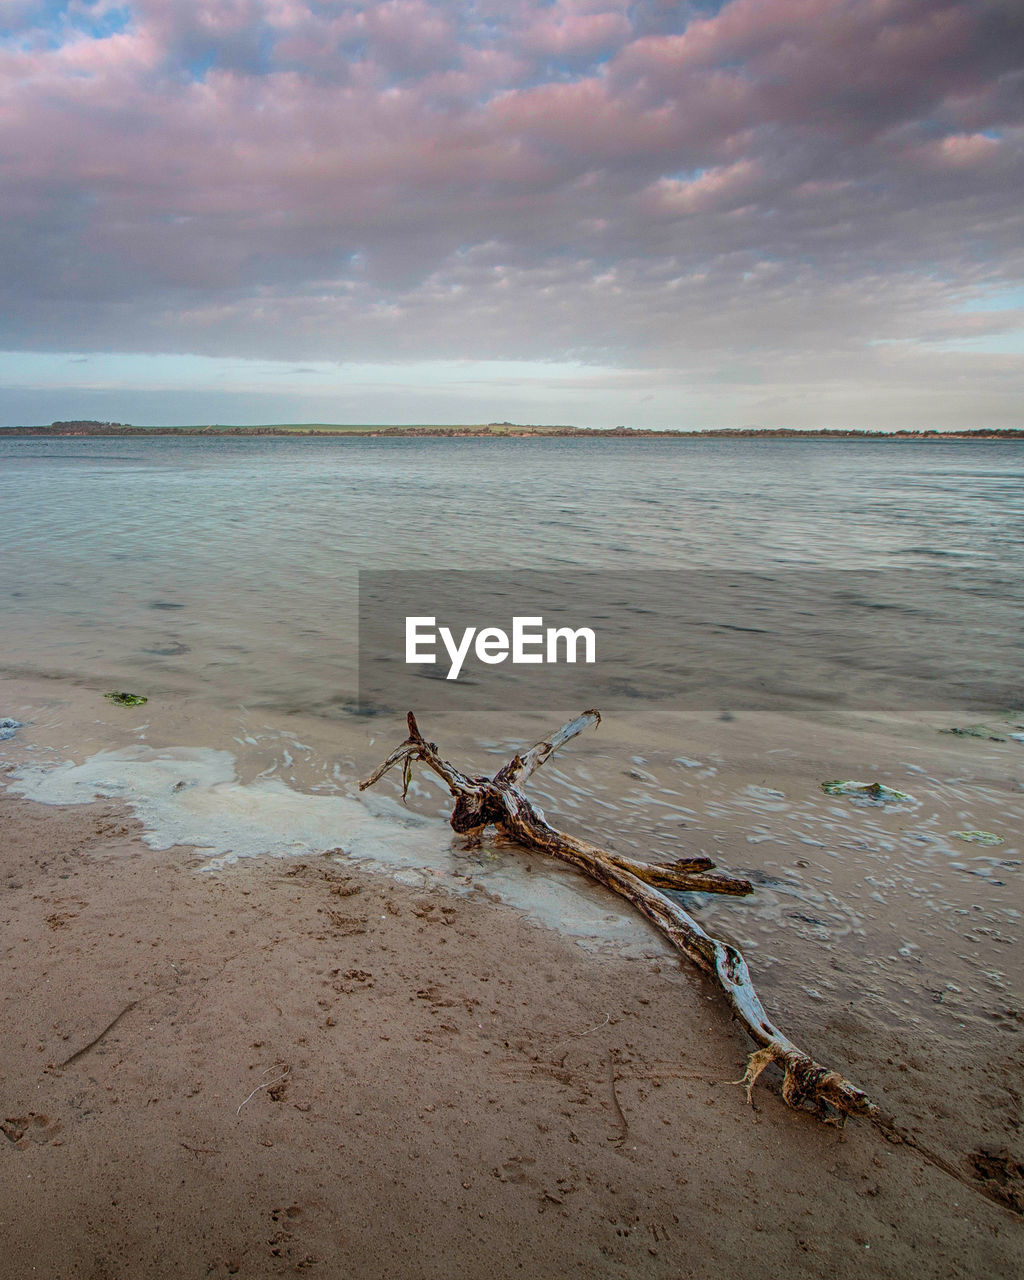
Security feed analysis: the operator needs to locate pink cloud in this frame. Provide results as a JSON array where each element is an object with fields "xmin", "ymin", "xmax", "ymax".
[
  {"xmin": 519, "ymin": 7, "xmax": 631, "ymax": 60},
  {"xmin": 643, "ymin": 160, "xmax": 766, "ymax": 217},
  {"xmin": 0, "ymin": 0, "xmax": 1021, "ymax": 370},
  {"xmin": 613, "ymin": 0, "xmax": 981, "ymax": 135},
  {"xmin": 910, "ymin": 130, "xmax": 1002, "ymax": 169}
]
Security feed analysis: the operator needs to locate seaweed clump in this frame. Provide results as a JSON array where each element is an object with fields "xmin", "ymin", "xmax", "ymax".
[
  {"xmin": 821, "ymin": 780, "xmax": 911, "ymax": 803},
  {"xmin": 105, "ymin": 691, "xmax": 148, "ymax": 707}
]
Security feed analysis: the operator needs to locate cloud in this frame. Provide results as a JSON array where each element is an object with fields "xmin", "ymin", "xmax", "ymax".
[
  {"xmin": 0, "ymin": 0, "xmax": 1022, "ymax": 426},
  {"xmin": 518, "ymin": 5, "xmax": 632, "ymax": 61}
]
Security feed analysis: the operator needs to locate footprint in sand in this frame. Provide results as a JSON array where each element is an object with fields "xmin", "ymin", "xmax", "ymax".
[
  {"xmin": 2, "ymin": 1112, "xmax": 62, "ymax": 1147},
  {"xmin": 968, "ymin": 1149, "xmax": 1024, "ymax": 1215}
]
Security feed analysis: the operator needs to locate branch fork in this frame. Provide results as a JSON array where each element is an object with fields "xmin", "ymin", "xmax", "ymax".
[{"xmin": 361, "ymin": 709, "xmax": 879, "ymax": 1125}]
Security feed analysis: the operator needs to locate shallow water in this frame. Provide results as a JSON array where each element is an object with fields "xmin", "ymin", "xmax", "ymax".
[
  {"xmin": 1, "ymin": 435, "xmax": 1022, "ymax": 1035},
  {"xmin": 2, "ymin": 435, "xmax": 1022, "ymax": 714}
]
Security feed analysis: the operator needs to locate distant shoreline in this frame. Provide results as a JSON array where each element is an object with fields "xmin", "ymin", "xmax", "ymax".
[{"xmin": 2, "ymin": 421, "xmax": 1023, "ymax": 440}]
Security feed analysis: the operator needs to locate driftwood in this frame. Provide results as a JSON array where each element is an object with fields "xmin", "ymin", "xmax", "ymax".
[{"xmin": 361, "ymin": 709, "xmax": 880, "ymax": 1125}]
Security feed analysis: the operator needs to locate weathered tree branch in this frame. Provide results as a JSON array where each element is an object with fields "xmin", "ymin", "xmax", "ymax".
[{"xmin": 361, "ymin": 709, "xmax": 879, "ymax": 1125}]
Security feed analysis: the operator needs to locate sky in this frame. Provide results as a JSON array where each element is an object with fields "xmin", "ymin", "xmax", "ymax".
[{"xmin": 1, "ymin": 0, "xmax": 1022, "ymax": 429}]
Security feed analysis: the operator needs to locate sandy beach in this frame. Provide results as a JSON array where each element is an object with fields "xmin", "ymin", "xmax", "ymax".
[{"xmin": 2, "ymin": 766, "xmax": 1022, "ymax": 1278}]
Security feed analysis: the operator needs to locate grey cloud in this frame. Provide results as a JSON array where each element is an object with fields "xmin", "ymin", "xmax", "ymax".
[{"xmin": 0, "ymin": 0, "xmax": 1022, "ymax": 428}]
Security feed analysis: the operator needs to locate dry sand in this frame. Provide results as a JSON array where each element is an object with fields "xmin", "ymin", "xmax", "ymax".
[{"xmin": 1, "ymin": 784, "xmax": 1022, "ymax": 1279}]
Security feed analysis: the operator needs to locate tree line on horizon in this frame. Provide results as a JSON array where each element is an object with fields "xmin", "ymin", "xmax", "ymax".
[{"xmin": 2, "ymin": 420, "xmax": 1022, "ymax": 439}]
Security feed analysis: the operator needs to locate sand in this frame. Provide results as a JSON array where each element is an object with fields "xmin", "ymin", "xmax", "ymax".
[{"xmin": 1, "ymin": 783, "xmax": 1022, "ymax": 1280}]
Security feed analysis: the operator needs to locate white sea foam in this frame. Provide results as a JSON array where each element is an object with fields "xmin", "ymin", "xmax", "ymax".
[{"xmin": 9, "ymin": 746, "xmax": 659, "ymax": 954}]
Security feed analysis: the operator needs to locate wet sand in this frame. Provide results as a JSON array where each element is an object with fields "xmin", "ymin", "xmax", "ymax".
[{"xmin": 1, "ymin": 774, "xmax": 1022, "ymax": 1278}]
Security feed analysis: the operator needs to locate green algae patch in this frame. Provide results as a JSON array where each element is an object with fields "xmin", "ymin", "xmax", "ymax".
[
  {"xmin": 821, "ymin": 780, "xmax": 912, "ymax": 803},
  {"xmin": 952, "ymin": 830, "xmax": 1004, "ymax": 846},
  {"xmin": 940, "ymin": 726, "xmax": 1005, "ymax": 742},
  {"xmin": 105, "ymin": 691, "xmax": 148, "ymax": 707}
]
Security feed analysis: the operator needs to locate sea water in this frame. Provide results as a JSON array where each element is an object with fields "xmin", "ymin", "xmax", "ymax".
[{"xmin": 1, "ymin": 434, "xmax": 1022, "ymax": 1024}]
